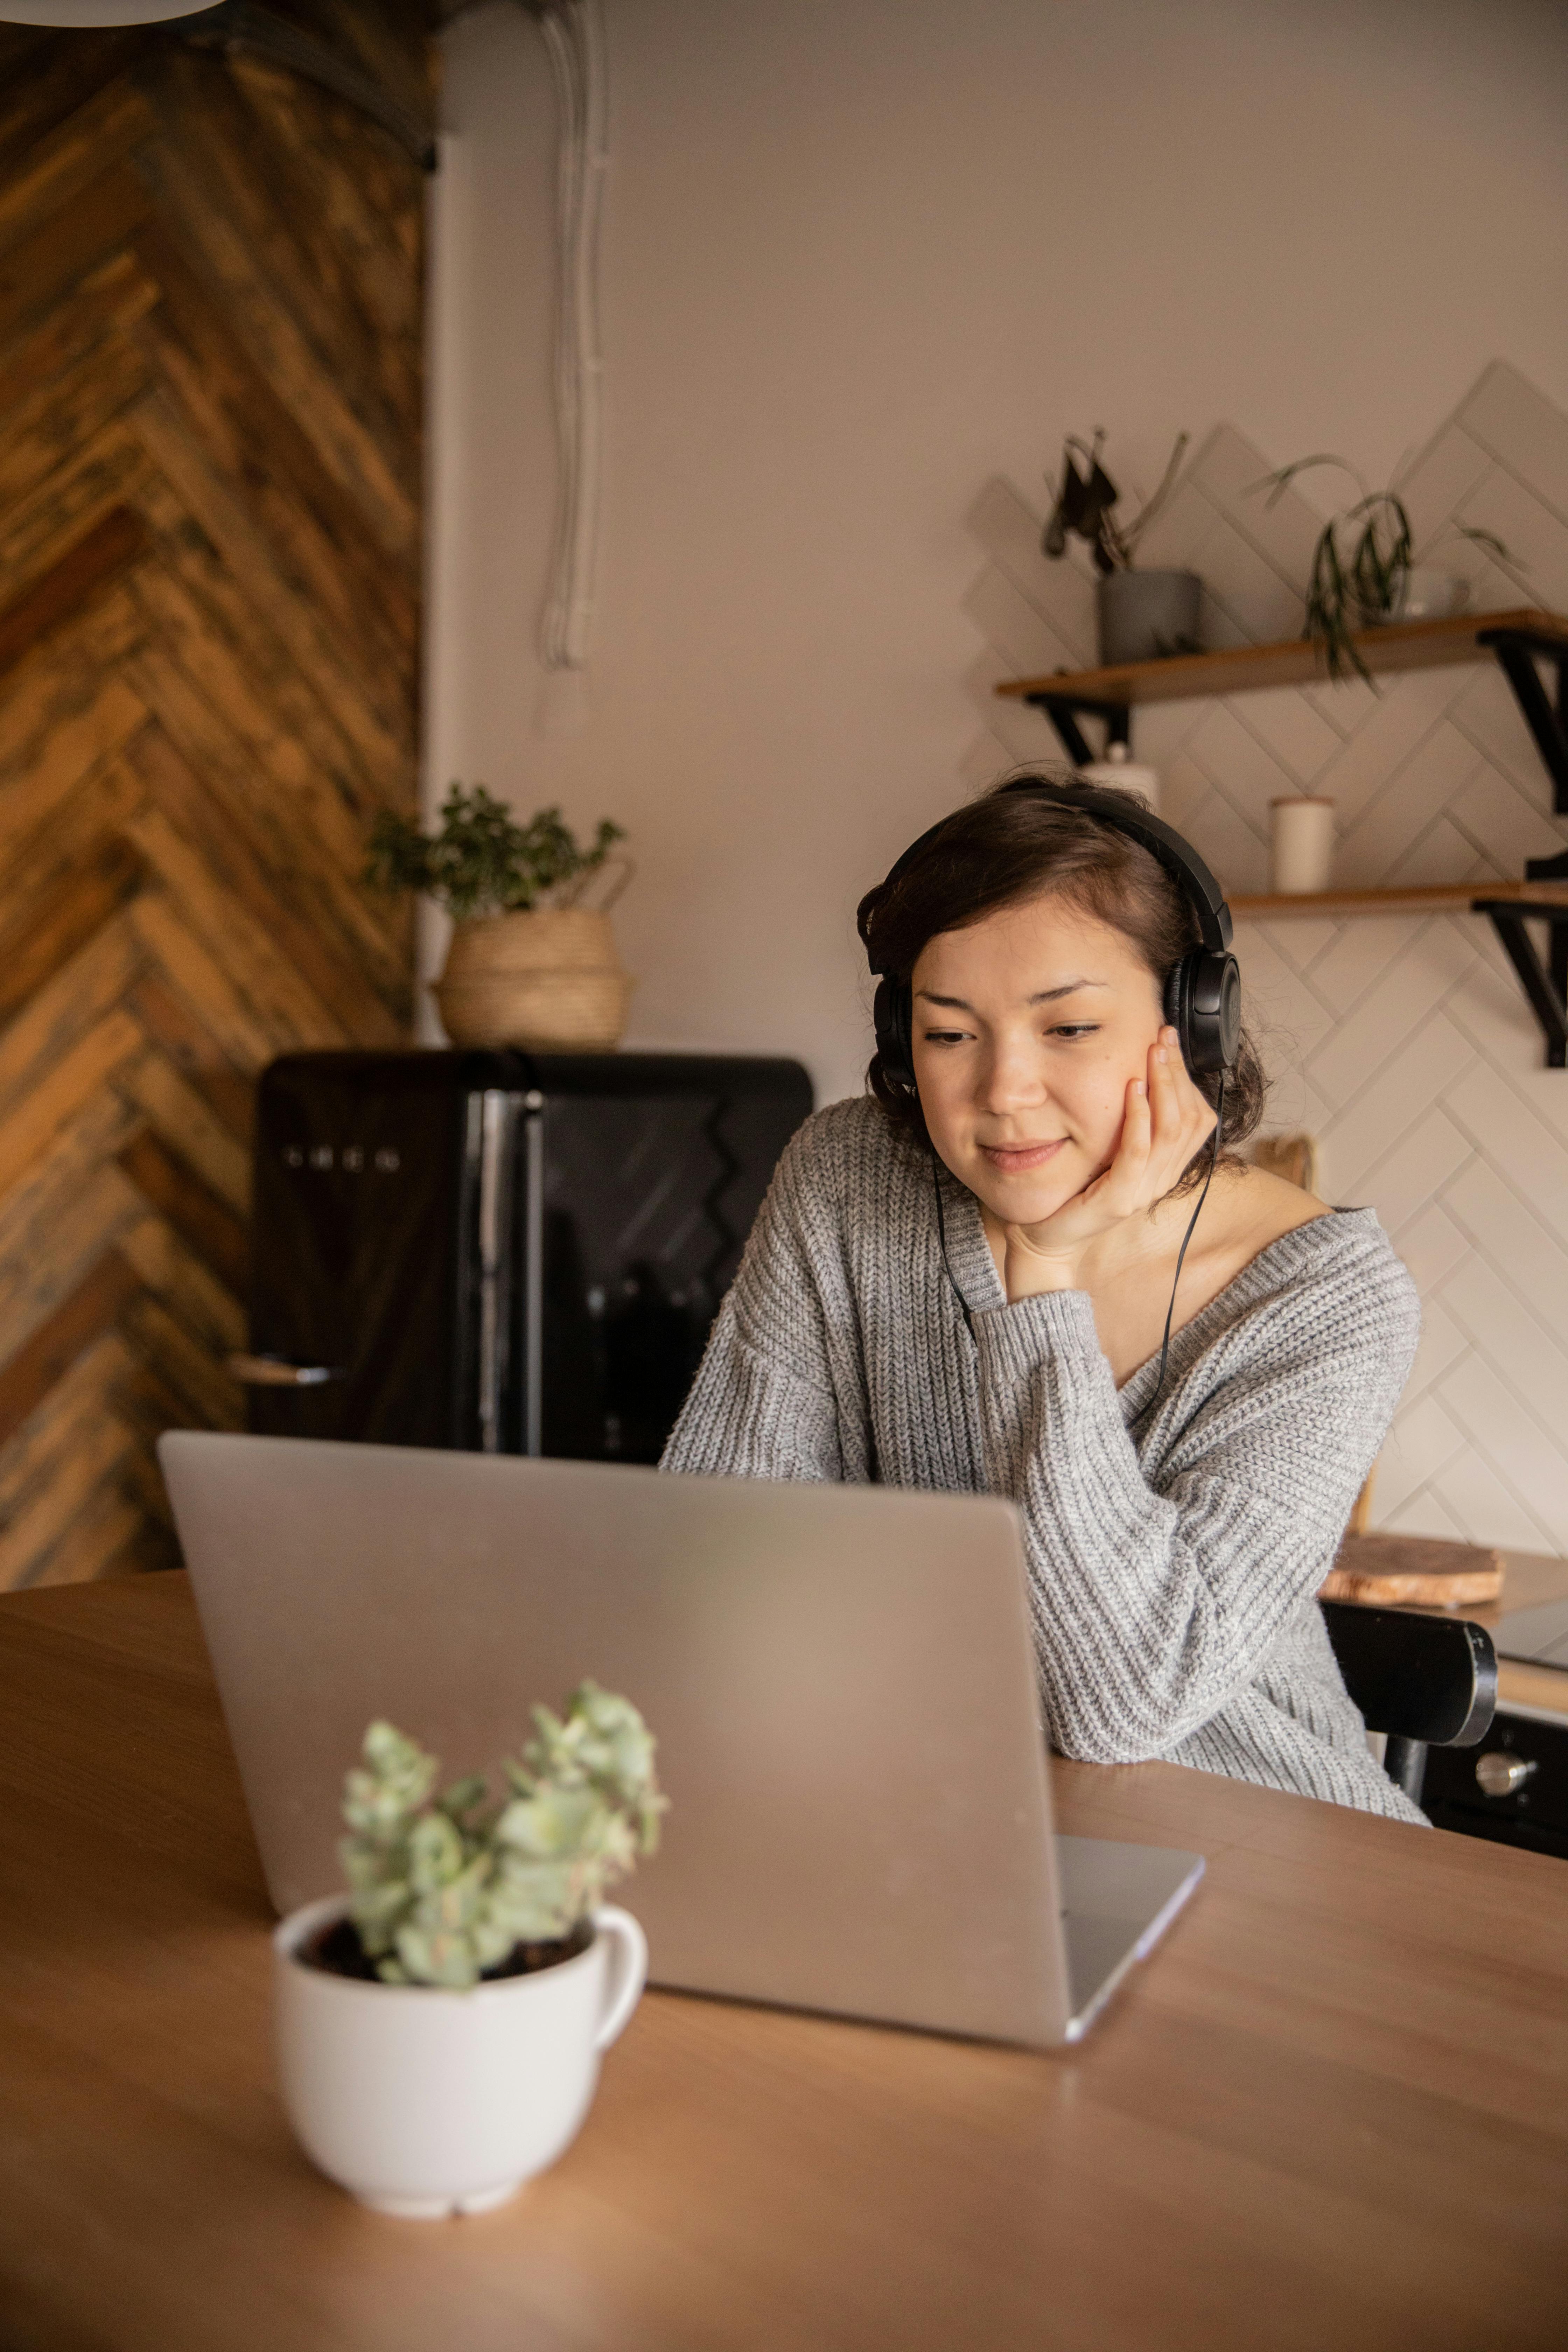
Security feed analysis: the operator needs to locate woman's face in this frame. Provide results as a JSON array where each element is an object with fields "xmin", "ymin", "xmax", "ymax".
[{"xmin": 911, "ymin": 890, "xmax": 1168, "ymax": 1225}]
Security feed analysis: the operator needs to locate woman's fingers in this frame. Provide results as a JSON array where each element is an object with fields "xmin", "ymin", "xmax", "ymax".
[
  {"xmin": 1124, "ymin": 1072, "xmax": 1152, "ymax": 1153},
  {"xmin": 1150, "ymin": 1027, "xmax": 1217, "ymax": 1173},
  {"xmin": 1103, "ymin": 1072, "xmax": 1152, "ymax": 1205},
  {"xmin": 1059, "ymin": 1073, "xmax": 1149, "ymax": 1228},
  {"xmin": 1007, "ymin": 1037, "xmax": 1222, "ymax": 1291},
  {"xmin": 1146, "ymin": 1033, "xmax": 1191, "ymax": 1182},
  {"xmin": 1148, "ymin": 1030, "xmax": 1182, "ymax": 1141},
  {"xmin": 1017, "ymin": 1036, "xmax": 1220, "ymax": 1274}
]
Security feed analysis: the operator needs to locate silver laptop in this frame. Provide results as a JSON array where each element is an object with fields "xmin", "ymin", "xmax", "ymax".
[{"xmin": 160, "ymin": 1432, "xmax": 1203, "ymax": 2048}]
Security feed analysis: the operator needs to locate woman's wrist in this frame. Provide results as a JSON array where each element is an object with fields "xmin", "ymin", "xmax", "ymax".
[{"xmin": 1003, "ymin": 1236, "xmax": 1082, "ymax": 1302}]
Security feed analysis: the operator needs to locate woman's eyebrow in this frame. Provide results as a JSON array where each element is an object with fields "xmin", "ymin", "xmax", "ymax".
[
  {"xmin": 915, "ymin": 980, "xmax": 1107, "ymax": 1011},
  {"xmin": 1030, "ymin": 979, "xmax": 1107, "ymax": 1003}
]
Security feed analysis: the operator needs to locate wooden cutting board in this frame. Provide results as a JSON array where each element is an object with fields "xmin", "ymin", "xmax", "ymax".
[{"xmin": 1320, "ymin": 1533, "xmax": 1505, "ymax": 1609}]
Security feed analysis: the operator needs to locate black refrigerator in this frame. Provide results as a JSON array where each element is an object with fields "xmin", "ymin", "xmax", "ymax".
[{"xmin": 240, "ymin": 1050, "xmax": 812, "ymax": 1462}]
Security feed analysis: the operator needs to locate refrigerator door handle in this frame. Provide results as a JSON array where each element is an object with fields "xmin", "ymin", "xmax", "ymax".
[
  {"xmin": 522, "ymin": 1092, "xmax": 544, "ymax": 1457},
  {"xmin": 476, "ymin": 1090, "xmax": 515, "ymax": 1454},
  {"xmin": 227, "ymin": 1354, "xmax": 344, "ymax": 1388}
]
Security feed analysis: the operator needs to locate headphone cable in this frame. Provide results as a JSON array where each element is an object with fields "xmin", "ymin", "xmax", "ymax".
[
  {"xmin": 930, "ymin": 1148, "xmax": 976, "ymax": 1342},
  {"xmin": 1135, "ymin": 1069, "xmax": 1226, "ymax": 1428}
]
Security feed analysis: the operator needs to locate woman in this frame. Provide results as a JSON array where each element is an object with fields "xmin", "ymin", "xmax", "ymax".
[{"xmin": 663, "ymin": 777, "xmax": 1423, "ymax": 1823}]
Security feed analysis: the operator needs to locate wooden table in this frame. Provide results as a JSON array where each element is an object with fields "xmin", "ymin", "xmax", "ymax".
[{"xmin": 4, "ymin": 1577, "xmax": 1568, "ymax": 2352}]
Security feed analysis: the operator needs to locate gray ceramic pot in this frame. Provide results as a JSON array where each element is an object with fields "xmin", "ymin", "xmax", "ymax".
[{"xmin": 1096, "ymin": 569, "xmax": 1202, "ymax": 666}]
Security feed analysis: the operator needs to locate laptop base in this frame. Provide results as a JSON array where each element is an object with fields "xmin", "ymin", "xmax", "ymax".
[{"xmin": 1059, "ymin": 1836, "xmax": 1205, "ymax": 2042}]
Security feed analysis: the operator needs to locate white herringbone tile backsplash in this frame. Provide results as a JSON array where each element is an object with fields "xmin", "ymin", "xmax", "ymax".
[{"xmin": 966, "ymin": 361, "xmax": 1568, "ymax": 1555}]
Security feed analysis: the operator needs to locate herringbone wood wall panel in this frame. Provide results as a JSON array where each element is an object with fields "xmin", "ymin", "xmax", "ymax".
[{"xmin": 0, "ymin": 7, "xmax": 429, "ymax": 1591}]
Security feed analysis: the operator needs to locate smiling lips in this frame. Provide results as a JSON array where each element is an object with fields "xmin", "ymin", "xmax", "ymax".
[{"xmin": 979, "ymin": 1136, "xmax": 1068, "ymax": 1175}]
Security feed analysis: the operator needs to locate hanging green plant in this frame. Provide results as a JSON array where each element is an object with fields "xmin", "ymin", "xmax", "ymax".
[
  {"xmin": 1255, "ymin": 455, "xmax": 1520, "ymax": 685},
  {"xmin": 366, "ymin": 785, "xmax": 625, "ymax": 922}
]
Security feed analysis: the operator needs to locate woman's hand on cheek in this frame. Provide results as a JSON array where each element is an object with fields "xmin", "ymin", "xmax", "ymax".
[{"xmin": 1001, "ymin": 1027, "xmax": 1218, "ymax": 1302}]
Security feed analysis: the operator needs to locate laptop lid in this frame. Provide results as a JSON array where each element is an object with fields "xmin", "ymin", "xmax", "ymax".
[{"xmin": 161, "ymin": 1432, "xmax": 1076, "ymax": 2046}]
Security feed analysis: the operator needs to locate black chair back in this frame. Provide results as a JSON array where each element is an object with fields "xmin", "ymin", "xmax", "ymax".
[{"xmin": 1321, "ymin": 1600, "xmax": 1498, "ymax": 1806}]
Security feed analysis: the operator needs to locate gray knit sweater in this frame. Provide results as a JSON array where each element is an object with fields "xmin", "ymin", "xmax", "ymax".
[{"xmin": 663, "ymin": 1095, "xmax": 1426, "ymax": 1824}]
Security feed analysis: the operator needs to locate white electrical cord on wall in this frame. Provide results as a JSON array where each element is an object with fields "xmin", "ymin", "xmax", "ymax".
[{"xmin": 528, "ymin": 0, "xmax": 607, "ymax": 730}]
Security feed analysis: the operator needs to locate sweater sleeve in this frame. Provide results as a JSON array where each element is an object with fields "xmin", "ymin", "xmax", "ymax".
[
  {"xmin": 660, "ymin": 1119, "xmax": 848, "ymax": 1482},
  {"xmin": 972, "ymin": 1240, "xmax": 1420, "ymax": 1764}
]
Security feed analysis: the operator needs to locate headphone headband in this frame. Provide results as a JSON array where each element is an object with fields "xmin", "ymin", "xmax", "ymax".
[
  {"xmin": 861, "ymin": 779, "xmax": 1231, "ymax": 968},
  {"xmin": 994, "ymin": 779, "xmax": 1233, "ymax": 953}
]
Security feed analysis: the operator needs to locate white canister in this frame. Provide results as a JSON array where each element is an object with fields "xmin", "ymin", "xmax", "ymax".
[
  {"xmin": 274, "ymin": 1897, "xmax": 648, "ymax": 2218},
  {"xmin": 1269, "ymin": 797, "xmax": 1335, "ymax": 895},
  {"xmin": 1387, "ymin": 568, "xmax": 1469, "ymax": 624},
  {"xmin": 1078, "ymin": 738, "xmax": 1160, "ymax": 814}
]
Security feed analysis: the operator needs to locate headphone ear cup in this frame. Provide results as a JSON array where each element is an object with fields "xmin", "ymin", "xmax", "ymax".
[
  {"xmin": 873, "ymin": 977, "xmax": 916, "ymax": 1090},
  {"xmin": 1162, "ymin": 957, "xmax": 1186, "ymax": 1042},
  {"xmin": 1167, "ymin": 950, "xmax": 1241, "ymax": 1077}
]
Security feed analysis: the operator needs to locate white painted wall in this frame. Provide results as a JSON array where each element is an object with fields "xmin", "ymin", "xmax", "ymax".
[
  {"xmin": 427, "ymin": 0, "xmax": 1568, "ymax": 1546},
  {"xmin": 429, "ymin": 0, "xmax": 1568, "ymax": 1088}
]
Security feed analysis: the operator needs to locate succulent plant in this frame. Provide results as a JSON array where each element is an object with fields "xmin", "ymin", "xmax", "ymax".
[{"xmin": 339, "ymin": 1684, "xmax": 667, "ymax": 1989}]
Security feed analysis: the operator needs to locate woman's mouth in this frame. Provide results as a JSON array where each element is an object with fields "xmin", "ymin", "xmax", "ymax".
[{"xmin": 978, "ymin": 1136, "xmax": 1068, "ymax": 1175}]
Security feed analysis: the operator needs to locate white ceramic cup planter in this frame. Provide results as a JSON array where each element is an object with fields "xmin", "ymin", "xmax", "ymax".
[
  {"xmin": 1269, "ymin": 796, "xmax": 1336, "ymax": 895},
  {"xmin": 274, "ymin": 1896, "xmax": 647, "ymax": 2218}
]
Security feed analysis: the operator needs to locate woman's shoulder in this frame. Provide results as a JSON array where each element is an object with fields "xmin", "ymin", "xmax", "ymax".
[
  {"xmin": 1222, "ymin": 1191, "xmax": 1421, "ymax": 1363},
  {"xmin": 761, "ymin": 1095, "xmax": 928, "ymax": 1266},
  {"xmin": 1225, "ymin": 1161, "xmax": 1333, "ymax": 1239}
]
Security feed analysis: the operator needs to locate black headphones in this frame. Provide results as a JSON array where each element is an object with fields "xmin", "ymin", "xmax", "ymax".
[{"xmin": 861, "ymin": 777, "xmax": 1241, "ymax": 1089}]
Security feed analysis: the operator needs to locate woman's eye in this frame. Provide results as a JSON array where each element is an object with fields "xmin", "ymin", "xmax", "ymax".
[
  {"xmin": 1047, "ymin": 1024, "xmax": 1100, "ymax": 1041},
  {"xmin": 921, "ymin": 1029, "xmax": 969, "ymax": 1046}
]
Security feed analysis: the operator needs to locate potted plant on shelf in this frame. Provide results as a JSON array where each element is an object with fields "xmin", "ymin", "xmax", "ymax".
[
  {"xmin": 273, "ymin": 1683, "xmax": 667, "ymax": 2219},
  {"xmin": 1042, "ymin": 428, "xmax": 1198, "ymax": 666},
  {"xmin": 368, "ymin": 785, "xmax": 632, "ymax": 1050},
  {"xmin": 1253, "ymin": 454, "xmax": 1521, "ymax": 683}
]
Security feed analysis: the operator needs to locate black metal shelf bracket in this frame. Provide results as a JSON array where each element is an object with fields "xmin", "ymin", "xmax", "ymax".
[
  {"xmin": 1022, "ymin": 690, "xmax": 1130, "ymax": 769},
  {"xmin": 1478, "ymin": 624, "xmax": 1568, "ymax": 831},
  {"xmin": 1471, "ymin": 899, "xmax": 1568, "ymax": 1069}
]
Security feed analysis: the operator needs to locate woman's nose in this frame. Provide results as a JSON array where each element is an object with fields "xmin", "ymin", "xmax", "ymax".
[{"xmin": 978, "ymin": 1032, "xmax": 1049, "ymax": 1114}]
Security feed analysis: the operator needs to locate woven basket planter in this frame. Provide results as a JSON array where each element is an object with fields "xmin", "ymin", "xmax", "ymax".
[{"xmin": 433, "ymin": 908, "xmax": 633, "ymax": 1051}]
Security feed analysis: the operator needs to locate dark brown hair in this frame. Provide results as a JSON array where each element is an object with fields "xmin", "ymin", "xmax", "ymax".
[{"xmin": 856, "ymin": 773, "xmax": 1266, "ymax": 1188}]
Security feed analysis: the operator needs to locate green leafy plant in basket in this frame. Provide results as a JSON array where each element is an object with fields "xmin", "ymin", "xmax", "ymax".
[
  {"xmin": 337, "ymin": 1683, "xmax": 667, "ymax": 1988},
  {"xmin": 366, "ymin": 785, "xmax": 625, "ymax": 922},
  {"xmin": 1254, "ymin": 455, "xmax": 1520, "ymax": 685}
]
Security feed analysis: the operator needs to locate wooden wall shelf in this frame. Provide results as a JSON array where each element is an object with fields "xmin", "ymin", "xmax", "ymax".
[
  {"xmin": 1231, "ymin": 882, "xmax": 1568, "ymax": 920},
  {"xmin": 995, "ymin": 607, "xmax": 1568, "ymax": 711},
  {"xmin": 993, "ymin": 605, "xmax": 1568, "ymax": 1065},
  {"xmin": 1224, "ymin": 884, "xmax": 1568, "ymax": 1068}
]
